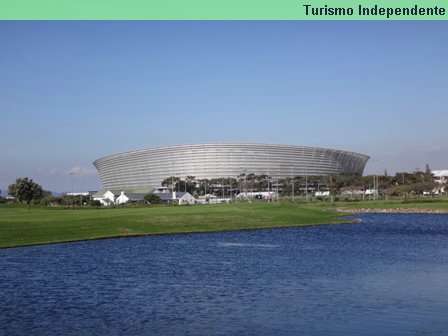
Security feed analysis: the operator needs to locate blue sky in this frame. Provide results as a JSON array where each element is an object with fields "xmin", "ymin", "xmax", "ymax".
[{"xmin": 1, "ymin": 21, "xmax": 447, "ymax": 193}]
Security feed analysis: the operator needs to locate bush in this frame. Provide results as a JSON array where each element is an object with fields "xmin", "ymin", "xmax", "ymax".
[
  {"xmin": 144, "ymin": 194, "xmax": 162, "ymax": 205},
  {"xmin": 41, "ymin": 196, "xmax": 61, "ymax": 206}
]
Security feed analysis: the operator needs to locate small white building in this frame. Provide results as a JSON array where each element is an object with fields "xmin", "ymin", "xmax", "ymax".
[
  {"xmin": 154, "ymin": 191, "xmax": 196, "ymax": 205},
  {"xmin": 93, "ymin": 190, "xmax": 116, "ymax": 206},
  {"xmin": 236, "ymin": 191, "xmax": 275, "ymax": 200},
  {"xmin": 429, "ymin": 170, "xmax": 448, "ymax": 194},
  {"xmin": 432, "ymin": 170, "xmax": 448, "ymax": 184},
  {"xmin": 115, "ymin": 191, "xmax": 129, "ymax": 205},
  {"xmin": 177, "ymin": 192, "xmax": 196, "ymax": 205},
  {"xmin": 94, "ymin": 190, "xmax": 150, "ymax": 205},
  {"xmin": 67, "ymin": 192, "xmax": 90, "ymax": 196},
  {"xmin": 341, "ymin": 189, "xmax": 376, "ymax": 196}
]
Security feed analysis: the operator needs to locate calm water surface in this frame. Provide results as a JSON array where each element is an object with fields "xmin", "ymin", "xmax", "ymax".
[{"xmin": 1, "ymin": 214, "xmax": 448, "ymax": 335}]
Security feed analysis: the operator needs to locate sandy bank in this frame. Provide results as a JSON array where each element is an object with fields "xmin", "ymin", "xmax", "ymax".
[{"xmin": 335, "ymin": 207, "xmax": 448, "ymax": 214}]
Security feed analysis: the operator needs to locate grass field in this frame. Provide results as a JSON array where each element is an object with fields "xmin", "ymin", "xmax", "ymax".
[
  {"xmin": 0, "ymin": 203, "xmax": 345, "ymax": 248},
  {"xmin": 2, "ymin": 198, "xmax": 447, "ymax": 248}
]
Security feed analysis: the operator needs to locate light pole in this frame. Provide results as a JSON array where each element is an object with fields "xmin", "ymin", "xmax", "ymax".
[
  {"xmin": 69, "ymin": 172, "xmax": 75, "ymax": 208},
  {"xmin": 371, "ymin": 174, "xmax": 380, "ymax": 200},
  {"xmin": 244, "ymin": 169, "xmax": 247, "ymax": 197},
  {"xmin": 305, "ymin": 163, "xmax": 308, "ymax": 203},
  {"xmin": 237, "ymin": 174, "xmax": 241, "ymax": 203},
  {"xmin": 276, "ymin": 179, "xmax": 279, "ymax": 202},
  {"xmin": 79, "ymin": 169, "xmax": 83, "ymax": 206},
  {"xmin": 291, "ymin": 166, "xmax": 295, "ymax": 202},
  {"xmin": 171, "ymin": 161, "xmax": 175, "ymax": 193},
  {"xmin": 221, "ymin": 177, "xmax": 224, "ymax": 199},
  {"xmin": 369, "ymin": 158, "xmax": 381, "ymax": 200},
  {"xmin": 69, "ymin": 172, "xmax": 74, "ymax": 193},
  {"xmin": 373, "ymin": 174, "xmax": 377, "ymax": 200},
  {"xmin": 229, "ymin": 177, "xmax": 232, "ymax": 202},
  {"xmin": 266, "ymin": 153, "xmax": 270, "ymax": 194}
]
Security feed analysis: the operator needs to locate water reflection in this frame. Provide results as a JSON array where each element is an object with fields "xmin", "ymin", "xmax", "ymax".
[{"xmin": 1, "ymin": 214, "xmax": 448, "ymax": 335}]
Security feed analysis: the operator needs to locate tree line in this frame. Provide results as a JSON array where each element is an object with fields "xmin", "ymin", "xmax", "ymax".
[
  {"xmin": 161, "ymin": 165, "xmax": 446, "ymax": 198},
  {"xmin": 2, "ymin": 166, "xmax": 446, "ymax": 208},
  {"xmin": 4, "ymin": 177, "xmax": 96, "ymax": 208}
]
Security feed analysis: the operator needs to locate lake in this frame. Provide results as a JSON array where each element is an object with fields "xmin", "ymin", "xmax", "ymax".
[{"xmin": 1, "ymin": 214, "xmax": 448, "ymax": 335}]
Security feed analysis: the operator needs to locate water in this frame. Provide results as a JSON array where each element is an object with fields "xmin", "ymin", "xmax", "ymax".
[{"xmin": 1, "ymin": 214, "xmax": 448, "ymax": 335}]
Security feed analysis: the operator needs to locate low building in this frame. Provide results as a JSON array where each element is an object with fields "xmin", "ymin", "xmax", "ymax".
[
  {"xmin": 432, "ymin": 170, "xmax": 448, "ymax": 184},
  {"xmin": 93, "ymin": 190, "xmax": 116, "ymax": 206},
  {"xmin": 430, "ymin": 170, "xmax": 448, "ymax": 194},
  {"xmin": 93, "ymin": 189, "xmax": 150, "ymax": 206},
  {"xmin": 67, "ymin": 192, "xmax": 91, "ymax": 196},
  {"xmin": 315, "ymin": 191, "xmax": 330, "ymax": 196},
  {"xmin": 115, "ymin": 191, "xmax": 129, "ymax": 205},
  {"xmin": 154, "ymin": 191, "xmax": 196, "ymax": 205},
  {"xmin": 92, "ymin": 189, "xmax": 196, "ymax": 205},
  {"xmin": 236, "ymin": 191, "xmax": 275, "ymax": 200},
  {"xmin": 196, "ymin": 195, "xmax": 231, "ymax": 204},
  {"xmin": 341, "ymin": 189, "xmax": 376, "ymax": 196}
]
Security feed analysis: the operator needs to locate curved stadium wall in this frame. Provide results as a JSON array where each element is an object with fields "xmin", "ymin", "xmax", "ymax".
[{"xmin": 93, "ymin": 143, "xmax": 369, "ymax": 190}]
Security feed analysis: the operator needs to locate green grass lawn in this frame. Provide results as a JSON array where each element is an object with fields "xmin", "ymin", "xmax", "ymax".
[
  {"xmin": 3, "ymin": 198, "xmax": 446, "ymax": 248},
  {"xmin": 0, "ymin": 203, "xmax": 345, "ymax": 248}
]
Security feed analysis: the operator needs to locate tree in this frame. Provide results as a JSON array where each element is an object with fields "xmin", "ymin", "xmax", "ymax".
[
  {"xmin": 8, "ymin": 177, "xmax": 44, "ymax": 209},
  {"xmin": 144, "ymin": 193, "xmax": 162, "ymax": 205},
  {"xmin": 425, "ymin": 163, "xmax": 432, "ymax": 176},
  {"xmin": 424, "ymin": 163, "xmax": 434, "ymax": 182},
  {"xmin": 410, "ymin": 181, "xmax": 438, "ymax": 196},
  {"xmin": 161, "ymin": 176, "xmax": 181, "ymax": 190}
]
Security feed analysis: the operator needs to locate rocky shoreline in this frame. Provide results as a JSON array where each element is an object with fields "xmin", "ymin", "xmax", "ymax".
[{"xmin": 335, "ymin": 207, "xmax": 448, "ymax": 214}]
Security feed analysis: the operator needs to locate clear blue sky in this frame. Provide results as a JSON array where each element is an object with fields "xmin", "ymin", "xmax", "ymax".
[{"xmin": 1, "ymin": 21, "xmax": 447, "ymax": 193}]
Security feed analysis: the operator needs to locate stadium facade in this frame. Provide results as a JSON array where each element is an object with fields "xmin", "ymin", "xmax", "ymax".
[{"xmin": 93, "ymin": 143, "xmax": 369, "ymax": 190}]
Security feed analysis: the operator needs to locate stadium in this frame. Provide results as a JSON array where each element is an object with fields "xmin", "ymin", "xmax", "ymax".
[{"xmin": 93, "ymin": 143, "xmax": 369, "ymax": 191}]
